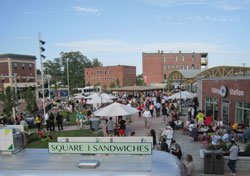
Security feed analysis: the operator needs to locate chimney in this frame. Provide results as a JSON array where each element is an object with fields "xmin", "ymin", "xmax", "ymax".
[
  {"xmin": 179, "ymin": 50, "xmax": 181, "ymax": 54},
  {"xmin": 158, "ymin": 50, "xmax": 160, "ymax": 54},
  {"xmin": 161, "ymin": 50, "xmax": 163, "ymax": 54}
]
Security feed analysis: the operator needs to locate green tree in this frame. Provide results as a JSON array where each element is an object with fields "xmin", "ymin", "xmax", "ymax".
[
  {"xmin": 136, "ymin": 74, "xmax": 145, "ymax": 86},
  {"xmin": 109, "ymin": 81, "xmax": 116, "ymax": 88},
  {"xmin": 3, "ymin": 86, "xmax": 15, "ymax": 116},
  {"xmin": 116, "ymin": 79, "xmax": 120, "ymax": 88},
  {"xmin": 23, "ymin": 87, "xmax": 37, "ymax": 113},
  {"xmin": 92, "ymin": 58, "xmax": 103, "ymax": 67}
]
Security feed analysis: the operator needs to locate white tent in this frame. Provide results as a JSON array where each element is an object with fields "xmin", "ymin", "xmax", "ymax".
[
  {"xmin": 93, "ymin": 102, "xmax": 138, "ymax": 117},
  {"xmin": 73, "ymin": 94, "xmax": 87, "ymax": 100},
  {"xmin": 168, "ymin": 91, "xmax": 196, "ymax": 100},
  {"xmin": 86, "ymin": 93, "xmax": 117, "ymax": 100},
  {"xmin": 86, "ymin": 96, "xmax": 113, "ymax": 105}
]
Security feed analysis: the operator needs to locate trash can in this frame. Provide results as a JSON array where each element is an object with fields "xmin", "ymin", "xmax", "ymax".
[
  {"xmin": 204, "ymin": 150, "xmax": 224, "ymax": 174},
  {"xmin": 204, "ymin": 151, "xmax": 214, "ymax": 174},
  {"xmin": 214, "ymin": 152, "xmax": 224, "ymax": 174},
  {"xmin": 89, "ymin": 118, "xmax": 100, "ymax": 131}
]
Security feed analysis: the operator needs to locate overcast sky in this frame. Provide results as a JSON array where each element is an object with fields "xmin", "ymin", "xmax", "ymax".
[{"xmin": 1, "ymin": 0, "xmax": 250, "ymax": 74}]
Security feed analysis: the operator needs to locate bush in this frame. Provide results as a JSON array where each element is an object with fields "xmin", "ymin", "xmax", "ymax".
[
  {"xmin": 207, "ymin": 144, "xmax": 218, "ymax": 150},
  {"xmin": 245, "ymin": 143, "xmax": 250, "ymax": 155}
]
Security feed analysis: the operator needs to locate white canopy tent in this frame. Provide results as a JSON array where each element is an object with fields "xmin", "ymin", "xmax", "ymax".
[
  {"xmin": 168, "ymin": 91, "xmax": 196, "ymax": 100},
  {"xmin": 93, "ymin": 102, "xmax": 138, "ymax": 117}
]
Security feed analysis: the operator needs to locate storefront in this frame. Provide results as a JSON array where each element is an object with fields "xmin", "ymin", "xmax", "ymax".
[{"xmin": 200, "ymin": 77, "xmax": 250, "ymax": 126}]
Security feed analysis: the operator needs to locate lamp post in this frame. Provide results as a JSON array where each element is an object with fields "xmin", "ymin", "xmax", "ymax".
[
  {"xmin": 66, "ymin": 58, "xmax": 70, "ymax": 97},
  {"xmin": 38, "ymin": 32, "xmax": 46, "ymax": 116}
]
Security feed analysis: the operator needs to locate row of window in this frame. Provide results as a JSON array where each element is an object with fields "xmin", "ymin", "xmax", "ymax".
[
  {"xmin": 86, "ymin": 70, "xmax": 112, "ymax": 75},
  {"xmin": 163, "ymin": 55, "xmax": 196, "ymax": 62},
  {"xmin": 13, "ymin": 63, "xmax": 33, "ymax": 70},
  {"xmin": 86, "ymin": 77, "xmax": 116, "ymax": 81},
  {"xmin": 163, "ymin": 65, "xmax": 199, "ymax": 70},
  {"xmin": 205, "ymin": 97, "xmax": 250, "ymax": 126}
]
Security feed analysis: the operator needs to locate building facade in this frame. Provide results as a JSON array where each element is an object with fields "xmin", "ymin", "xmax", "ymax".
[
  {"xmin": 84, "ymin": 65, "xmax": 136, "ymax": 88},
  {"xmin": 142, "ymin": 50, "xmax": 208, "ymax": 85},
  {"xmin": 200, "ymin": 77, "xmax": 250, "ymax": 126},
  {"xmin": 0, "ymin": 54, "xmax": 37, "ymax": 91}
]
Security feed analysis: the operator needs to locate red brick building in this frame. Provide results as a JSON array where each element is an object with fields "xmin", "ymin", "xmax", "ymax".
[
  {"xmin": 84, "ymin": 65, "xmax": 136, "ymax": 88},
  {"xmin": 142, "ymin": 50, "xmax": 208, "ymax": 85},
  {"xmin": 0, "ymin": 54, "xmax": 37, "ymax": 90},
  {"xmin": 200, "ymin": 77, "xmax": 250, "ymax": 126}
]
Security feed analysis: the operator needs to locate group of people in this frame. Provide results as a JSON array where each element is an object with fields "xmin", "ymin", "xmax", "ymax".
[
  {"xmin": 44, "ymin": 112, "xmax": 64, "ymax": 131},
  {"xmin": 105, "ymin": 116, "xmax": 127, "ymax": 137}
]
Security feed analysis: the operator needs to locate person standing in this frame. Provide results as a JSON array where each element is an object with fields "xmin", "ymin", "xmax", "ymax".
[
  {"xmin": 183, "ymin": 154, "xmax": 195, "ymax": 176},
  {"xmin": 106, "ymin": 117, "xmax": 114, "ymax": 136},
  {"xmin": 49, "ymin": 112, "xmax": 55, "ymax": 131},
  {"xmin": 34, "ymin": 114, "xmax": 42, "ymax": 131},
  {"xmin": 227, "ymin": 140, "xmax": 239, "ymax": 175},
  {"xmin": 143, "ymin": 108, "xmax": 152, "ymax": 129},
  {"xmin": 150, "ymin": 129, "xmax": 157, "ymax": 149},
  {"xmin": 56, "ymin": 112, "xmax": 63, "ymax": 131},
  {"xmin": 171, "ymin": 139, "xmax": 183, "ymax": 160},
  {"xmin": 44, "ymin": 112, "xmax": 50, "ymax": 131},
  {"xmin": 118, "ymin": 118, "xmax": 127, "ymax": 137}
]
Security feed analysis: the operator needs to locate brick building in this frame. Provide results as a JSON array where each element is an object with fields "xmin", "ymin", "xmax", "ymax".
[
  {"xmin": 84, "ymin": 65, "xmax": 136, "ymax": 88},
  {"xmin": 0, "ymin": 54, "xmax": 37, "ymax": 91},
  {"xmin": 199, "ymin": 77, "xmax": 250, "ymax": 126},
  {"xmin": 142, "ymin": 50, "xmax": 208, "ymax": 85}
]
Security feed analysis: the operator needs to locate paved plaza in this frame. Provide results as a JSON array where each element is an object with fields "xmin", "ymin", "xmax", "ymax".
[{"xmin": 64, "ymin": 112, "xmax": 248, "ymax": 176}]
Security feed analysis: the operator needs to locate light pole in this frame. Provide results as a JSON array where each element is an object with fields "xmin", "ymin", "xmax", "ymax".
[
  {"xmin": 38, "ymin": 32, "xmax": 46, "ymax": 116},
  {"xmin": 66, "ymin": 58, "xmax": 70, "ymax": 97}
]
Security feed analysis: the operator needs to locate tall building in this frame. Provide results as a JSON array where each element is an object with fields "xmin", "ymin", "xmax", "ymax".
[
  {"xmin": 84, "ymin": 65, "xmax": 136, "ymax": 88},
  {"xmin": 142, "ymin": 50, "xmax": 208, "ymax": 85},
  {"xmin": 0, "ymin": 54, "xmax": 37, "ymax": 91}
]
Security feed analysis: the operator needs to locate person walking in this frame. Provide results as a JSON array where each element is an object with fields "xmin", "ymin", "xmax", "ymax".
[
  {"xmin": 56, "ymin": 112, "xmax": 63, "ymax": 131},
  {"xmin": 150, "ymin": 129, "xmax": 157, "ymax": 149},
  {"xmin": 227, "ymin": 140, "xmax": 239, "ymax": 175},
  {"xmin": 143, "ymin": 108, "xmax": 152, "ymax": 129}
]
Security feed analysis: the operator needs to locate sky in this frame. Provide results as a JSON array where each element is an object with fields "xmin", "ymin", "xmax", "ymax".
[{"xmin": 0, "ymin": 0, "xmax": 250, "ymax": 74}]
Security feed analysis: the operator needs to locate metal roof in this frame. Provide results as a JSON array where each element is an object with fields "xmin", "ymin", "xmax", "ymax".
[
  {"xmin": 177, "ymin": 70, "xmax": 204, "ymax": 79},
  {"xmin": 0, "ymin": 149, "xmax": 186, "ymax": 176}
]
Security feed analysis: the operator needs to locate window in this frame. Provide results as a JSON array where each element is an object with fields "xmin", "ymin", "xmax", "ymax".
[
  {"xmin": 22, "ymin": 76, "xmax": 26, "ymax": 82},
  {"xmin": 182, "ymin": 56, "xmax": 185, "ymax": 62},
  {"xmin": 236, "ymin": 102, "xmax": 250, "ymax": 126},
  {"xmin": 205, "ymin": 97, "xmax": 218, "ymax": 120},
  {"xmin": 187, "ymin": 65, "xmax": 189, "ymax": 70},
  {"xmin": 163, "ymin": 56, "xmax": 166, "ymax": 62},
  {"xmin": 22, "ymin": 63, "xmax": 25, "ymax": 70},
  {"xmin": 13, "ymin": 63, "xmax": 18, "ymax": 70},
  {"xmin": 164, "ymin": 74, "xmax": 166, "ymax": 80},
  {"xmin": 163, "ymin": 65, "xmax": 166, "ymax": 71},
  {"xmin": 175, "ymin": 56, "xmax": 178, "ymax": 62},
  {"xmin": 29, "ymin": 64, "xmax": 32, "ymax": 70}
]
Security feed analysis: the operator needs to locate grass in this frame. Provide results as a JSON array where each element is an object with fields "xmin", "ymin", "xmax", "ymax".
[{"xmin": 25, "ymin": 129, "xmax": 104, "ymax": 148}]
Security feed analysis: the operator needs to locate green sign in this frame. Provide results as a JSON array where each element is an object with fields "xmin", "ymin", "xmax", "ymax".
[{"xmin": 48, "ymin": 142, "xmax": 152, "ymax": 155}]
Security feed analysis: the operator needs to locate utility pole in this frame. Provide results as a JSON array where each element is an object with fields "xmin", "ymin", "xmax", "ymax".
[{"xmin": 38, "ymin": 32, "xmax": 46, "ymax": 116}]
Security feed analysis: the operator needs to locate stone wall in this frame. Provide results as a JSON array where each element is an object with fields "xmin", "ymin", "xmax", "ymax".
[{"xmin": 224, "ymin": 156, "xmax": 250, "ymax": 171}]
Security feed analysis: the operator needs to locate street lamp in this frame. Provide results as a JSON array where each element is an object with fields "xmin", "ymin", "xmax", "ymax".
[
  {"xmin": 66, "ymin": 58, "xmax": 70, "ymax": 97},
  {"xmin": 38, "ymin": 32, "xmax": 46, "ymax": 116}
]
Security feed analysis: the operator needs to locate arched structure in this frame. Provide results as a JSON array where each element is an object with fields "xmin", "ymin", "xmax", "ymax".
[{"xmin": 168, "ymin": 66, "xmax": 250, "ymax": 92}]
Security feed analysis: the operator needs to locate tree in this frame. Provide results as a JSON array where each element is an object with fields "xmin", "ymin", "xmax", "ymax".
[
  {"xmin": 109, "ymin": 81, "xmax": 116, "ymax": 88},
  {"xmin": 2, "ymin": 86, "xmax": 15, "ymax": 117},
  {"xmin": 23, "ymin": 87, "xmax": 37, "ymax": 113},
  {"xmin": 92, "ymin": 58, "xmax": 103, "ymax": 67},
  {"xmin": 136, "ymin": 74, "xmax": 145, "ymax": 86},
  {"xmin": 116, "ymin": 79, "xmax": 120, "ymax": 88}
]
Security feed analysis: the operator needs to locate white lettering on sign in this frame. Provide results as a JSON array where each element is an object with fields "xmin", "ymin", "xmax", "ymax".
[
  {"xmin": 230, "ymin": 89, "xmax": 244, "ymax": 96},
  {"xmin": 211, "ymin": 88, "xmax": 220, "ymax": 94}
]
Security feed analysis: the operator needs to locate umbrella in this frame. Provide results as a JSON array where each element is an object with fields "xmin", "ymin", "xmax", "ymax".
[
  {"xmin": 86, "ymin": 96, "xmax": 113, "ymax": 104},
  {"xmin": 168, "ymin": 91, "xmax": 195, "ymax": 100},
  {"xmin": 93, "ymin": 102, "xmax": 138, "ymax": 117}
]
